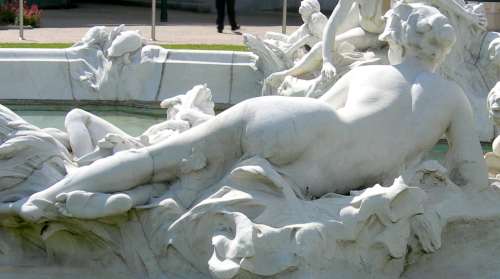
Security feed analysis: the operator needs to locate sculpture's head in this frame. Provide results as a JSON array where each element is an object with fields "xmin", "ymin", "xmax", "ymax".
[
  {"xmin": 107, "ymin": 30, "xmax": 145, "ymax": 58},
  {"xmin": 80, "ymin": 26, "xmax": 109, "ymax": 49},
  {"xmin": 380, "ymin": 3, "xmax": 456, "ymax": 70},
  {"xmin": 185, "ymin": 84, "xmax": 216, "ymax": 116},
  {"xmin": 487, "ymin": 82, "xmax": 500, "ymax": 126},
  {"xmin": 299, "ymin": 0, "xmax": 320, "ymax": 21}
]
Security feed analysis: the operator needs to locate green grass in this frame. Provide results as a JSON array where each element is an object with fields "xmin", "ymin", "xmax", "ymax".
[{"xmin": 0, "ymin": 43, "xmax": 248, "ymax": 51}]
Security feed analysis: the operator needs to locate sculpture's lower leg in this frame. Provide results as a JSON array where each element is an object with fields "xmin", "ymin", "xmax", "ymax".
[
  {"xmin": 65, "ymin": 108, "xmax": 130, "ymax": 158},
  {"xmin": 19, "ymin": 148, "xmax": 155, "ymax": 221}
]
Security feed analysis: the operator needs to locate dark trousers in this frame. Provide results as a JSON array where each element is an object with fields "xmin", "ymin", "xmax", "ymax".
[{"xmin": 216, "ymin": 0, "xmax": 238, "ymax": 30}]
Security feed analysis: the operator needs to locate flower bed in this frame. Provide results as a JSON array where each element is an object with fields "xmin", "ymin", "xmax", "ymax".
[{"xmin": 0, "ymin": 0, "xmax": 41, "ymax": 27}]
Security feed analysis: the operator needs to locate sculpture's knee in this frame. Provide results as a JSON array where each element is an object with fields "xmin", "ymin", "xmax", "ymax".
[{"xmin": 65, "ymin": 108, "xmax": 90, "ymax": 128}]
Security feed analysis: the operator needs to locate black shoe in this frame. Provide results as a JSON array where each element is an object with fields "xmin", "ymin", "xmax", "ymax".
[
  {"xmin": 217, "ymin": 26, "xmax": 223, "ymax": 33},
  {"xmin": 231, "ymin": 25, "xmax": 240, "ymax": 31}
]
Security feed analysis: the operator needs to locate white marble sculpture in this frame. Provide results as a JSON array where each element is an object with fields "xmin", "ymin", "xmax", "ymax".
[
  {"xmin": 253, "ymin": 0, "xmax": 500, "ymax": 141},
  {"xmin": 66, "ymin": 84, "xmax": 215, "ymax": 164},
  {"xmin": 0, "ymin": 26, "xmax": 262, "ymax": 105},
  {"xmin": 0, "ymin": 105, "xmax": 73, "ymax": 207},
  {"xmin": 14, "ymin": 2, "xmax": 487, "ymax": 221},
  {"xmin": 68, "ymin": 25, "xmax": 158, "ymax": 99},
  {"xmin": 243, "ymin": 0, "xmax": 328, "ymax": 76},
  {"xmin": 3, "ymin": 3, "xmax": 500, "ymax": 279},
  {"xmin": 260, "ymin": 0, "xmax": 389, "ymax": 96}
]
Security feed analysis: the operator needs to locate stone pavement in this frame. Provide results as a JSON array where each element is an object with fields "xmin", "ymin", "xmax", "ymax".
[{"xmin": 0, "ymin": 2, "xmax": 301, "ymax": 44}]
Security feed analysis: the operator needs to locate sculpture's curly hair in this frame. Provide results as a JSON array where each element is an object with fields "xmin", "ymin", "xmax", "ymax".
[
  {"xmin": 300, "ymin": 0, "xmax": 321, "ymax": 14},
  {"xmin": 379, "ymin": 3, "xmax": 456, "ymax": 62}
]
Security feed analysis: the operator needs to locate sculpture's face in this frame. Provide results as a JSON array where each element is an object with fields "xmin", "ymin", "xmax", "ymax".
[
  {"xmin": 299, "ymin": 4, "xmax": 313, "ymax": 20},
  {"xmin": 81, "ymin": 26, "xmax": 108, "ymax": 49},
  {"xmin": 411, "ymin": 11, "xmax": 454, "ymax": 66},
  {"xmin": 299, "ymin": 0, "xmax": 319, "ymax": 21},
  {"xmin": 488, "ymin": 83, "xmax": 500, "ymax": 125}
]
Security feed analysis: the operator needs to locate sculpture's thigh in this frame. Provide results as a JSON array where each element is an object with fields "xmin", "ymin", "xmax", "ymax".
[
  {"xmin": 336, "ymin": 27, "xmax": 383, "ymax": 50},
  {"xmin": 65, "ymin": 109, "xmax": 130, "ymax": 146},
  {"xmin": 147, "ymin": 113, "xmax": 245, "ymax": 181},
  {"xmin": 241, "ymin": 108, "xmax": 327, "ymax": 166}
]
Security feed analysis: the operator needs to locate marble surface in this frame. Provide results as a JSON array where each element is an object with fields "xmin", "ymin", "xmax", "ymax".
[
  {"xmin": 0, "ymin": 26, "xmax": 263, "ymax": 106},
  {"xmin": 246, "ymin": 0, "xmax": 500, "ymax": 141},
  {"xmin": 1, "ymin": 3, "xmax": 500, "ymax": 279},
  {"xmin": 243, "ymin": 0, "xmax": 328, "ymax": 77}
]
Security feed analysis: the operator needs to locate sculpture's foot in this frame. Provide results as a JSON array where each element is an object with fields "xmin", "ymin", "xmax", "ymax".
[
  {"xmin": 19, "ymin": 198, "xmax": 58, "ymax": 222},
  {"xmin": 55, "ymin": 190, "xmax": 133, "ymax": 219},
  {"xmin": 410, "ymin": 213, "xmax": 442, "ymax": 253}
]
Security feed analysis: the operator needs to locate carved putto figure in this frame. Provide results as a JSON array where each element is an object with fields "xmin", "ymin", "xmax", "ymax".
[
  {"xmin": 252, "ymin": 0, "xmax": 499, "ymax": 142},
  {"xmin": 262, "ymin": 0, "xmax": 389, "ymax": 96},
  {"xmin": 73, "ymin": 25, "xmax": 147, "ymax": 92},
  {"xmin": 66, "ymin": 84, "xmax": 214, "ymax": 164},
  {"xmin": 243, "ymin": 0, "xmax": 327, "ymax": 76}
]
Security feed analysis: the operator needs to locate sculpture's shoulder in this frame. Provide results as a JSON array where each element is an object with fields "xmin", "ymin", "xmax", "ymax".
[
  {"xmin": 414, "ymin": 71, "xmax": 470, "ymax": 111},
  {"xmin": 415, "ymin": 71, "xmax": 464, "ymax": 97}
]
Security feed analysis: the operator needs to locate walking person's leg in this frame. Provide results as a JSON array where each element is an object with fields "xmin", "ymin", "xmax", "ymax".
[
  {"xmin": 226, "ymin": 0, "xmax": 240, "ymax": 31},
  {"xmin": 215, "ymin": 0, "xmax": 225, "ymax": 32}
]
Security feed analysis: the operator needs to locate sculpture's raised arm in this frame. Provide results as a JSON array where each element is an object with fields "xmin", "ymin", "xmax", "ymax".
[{"xmin": 322, "ymin": 0, "xmax": 356, "ymax": 78}]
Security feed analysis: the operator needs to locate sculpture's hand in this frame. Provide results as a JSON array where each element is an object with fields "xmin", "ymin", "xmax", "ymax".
[
  {"xmin": 55, "ymin": 191, "xmax": 133, "ymax": 219},
  {"xmin": 410, "ymin": 213, "xmax": 442, "ymax": 253},
  {"xmin": 321, "ymin": 62, "xmax": 337, "ymax": 80},
  {"xmin": 160, "ymin": 96, "xmax": 182, "ymax": 109}
]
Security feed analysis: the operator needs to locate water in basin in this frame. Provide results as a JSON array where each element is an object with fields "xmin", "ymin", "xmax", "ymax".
[{"xmin": 11, "ymin": 104, "xmax": 165, "ymax": 137}]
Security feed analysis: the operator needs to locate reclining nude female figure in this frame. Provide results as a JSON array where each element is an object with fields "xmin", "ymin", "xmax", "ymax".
[{"xmin": 16, "ymin": 3, "xmax": 488, "ymax": 221}]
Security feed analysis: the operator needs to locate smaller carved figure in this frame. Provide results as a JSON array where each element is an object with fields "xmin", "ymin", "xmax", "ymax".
[
  {"xmin": 243, "ymin": 0, "xmax": 327, "ymax": 77},
  {"xmin": 66, "ymin": 84, "xmax": 215, "ymax": 165},
  {"xmin": 263, "ymin": 0, "xmax": 389, "ymax": 96},
  {"xmin": 70, "ymin": 25, "xmax": 149, "ymax": 96}
]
